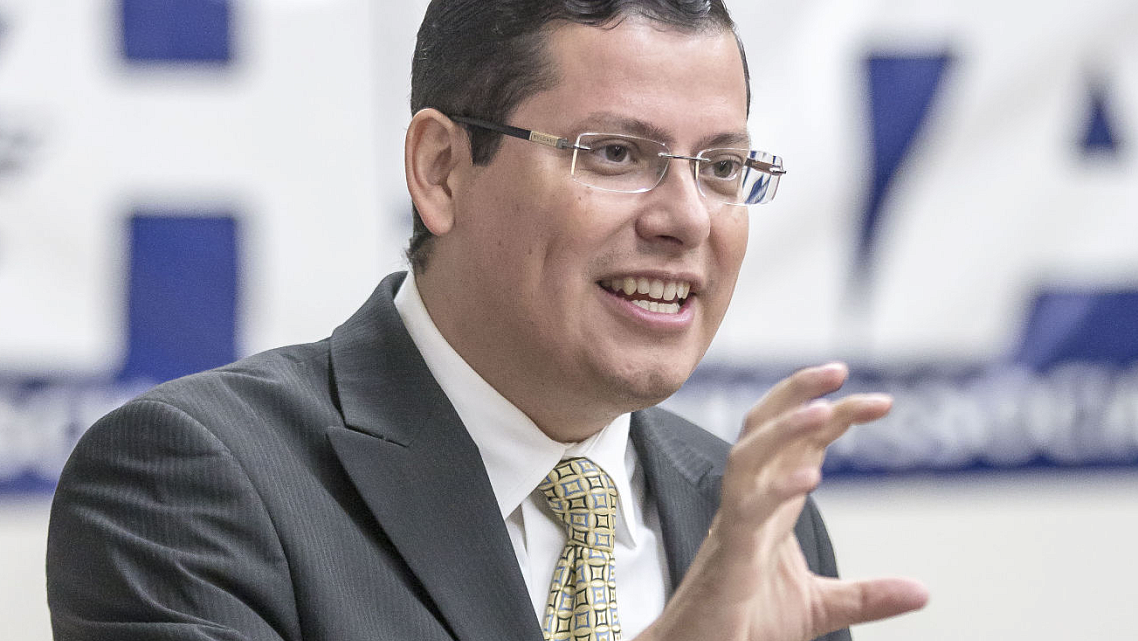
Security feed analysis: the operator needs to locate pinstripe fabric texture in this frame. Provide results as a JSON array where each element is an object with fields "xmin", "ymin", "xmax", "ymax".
[{"xmin": 46, "ymin": 272, "xmax": 850, "ymax": 641}]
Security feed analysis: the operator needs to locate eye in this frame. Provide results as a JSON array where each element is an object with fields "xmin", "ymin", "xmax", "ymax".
[
  {"xmin": 596, "ymin": 142, "xmax": 635, "ymax": 164},
  {"xmin": 701, "ymin": 152, "xmax": 746, "ymax": 181},
  {"xmin": 712, "ymin": 159, "xmax": 740, "ymax": 179},
  {"xmin": 574, "ymin": 135, "xmax": 655, "ymax": 180}
]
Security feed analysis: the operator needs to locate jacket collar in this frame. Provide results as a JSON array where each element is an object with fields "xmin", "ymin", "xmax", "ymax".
[
  {"xmin": 327, "ymin": 272, "xmax": 543, "ymax": 641},
  {"xmin": 326, "ymin": 273, "xmax": 722, "ymax": 636},
  {"xmin": 630, "ymin": 407, "xmax": 723, "ymax": 589}
]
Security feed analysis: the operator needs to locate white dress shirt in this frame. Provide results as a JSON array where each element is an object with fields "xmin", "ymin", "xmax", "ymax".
[{"xmin": 394, "ymin": 271, "xmax": 670, "ymax": 637}]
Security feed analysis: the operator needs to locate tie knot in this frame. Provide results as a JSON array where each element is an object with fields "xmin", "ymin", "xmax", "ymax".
[{"xmin": 538, "ymin": 457, "xmax": 618, "ymax": 553}]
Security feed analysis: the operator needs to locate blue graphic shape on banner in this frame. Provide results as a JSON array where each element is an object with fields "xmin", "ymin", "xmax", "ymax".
[
  {"xmin": 1013, "ymin": 290, "xmax": 1138, "ymax": 370},
  {"xmin": 0, "ymin": 471, "xmax": 54, "ymax": 494},
  {"xmin": 859, "ymin": 53, "xmax": 953, "ymax": 273},
  {"xmin": 119, "ymin": 212, "xmax": 239, "ymax": 383},
  {"xmin": 1081, "ymin": 82, "xmax": 1121, "ymax": 155},
  {"xmin": 121, "ymin": 0, "xmax": 232, "ymax": 63}
]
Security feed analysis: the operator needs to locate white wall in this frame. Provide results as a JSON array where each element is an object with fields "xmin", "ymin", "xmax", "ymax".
[
  {"xmin": 1, "ymin": 499, "xmax": 52, "ymax": 641},
  {"xmin": 816, "ymin": 470, "xmax": 1138, "ymax": 640}
]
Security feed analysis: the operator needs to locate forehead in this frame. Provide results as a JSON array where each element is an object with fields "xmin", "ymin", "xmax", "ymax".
[{"xmin": 518, "ymin": 19, "xmax": 750, "ymax": 144}]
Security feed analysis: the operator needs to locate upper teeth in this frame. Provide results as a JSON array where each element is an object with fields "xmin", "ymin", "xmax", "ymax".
[{"xmin": 602, "ymin": 277, "xmax": 692, "ymax": 302}]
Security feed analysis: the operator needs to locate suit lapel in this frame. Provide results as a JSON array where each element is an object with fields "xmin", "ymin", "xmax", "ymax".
[
  {"xmin": 630, "ymin": 408, "xmax": 723, "ymax": 590},
  {"xmin": 326, "ymin": 273, "xmax": 542, "ymax": 641}
]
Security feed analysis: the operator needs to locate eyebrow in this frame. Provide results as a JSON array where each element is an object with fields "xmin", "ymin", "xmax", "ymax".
[{"xmin": 571, "ymin": 111, "xmax": 752, "ymax": 150}]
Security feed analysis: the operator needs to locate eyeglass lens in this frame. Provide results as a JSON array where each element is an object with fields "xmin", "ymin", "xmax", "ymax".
[{"xmin": 571, "ymin": 134, "xmax": 781, "ymax": 205}]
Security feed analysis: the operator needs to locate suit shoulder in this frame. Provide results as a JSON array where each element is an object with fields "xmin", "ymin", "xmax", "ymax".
[
  {"xmin": 136, "ymin": 339, "xmax": 334, "ymax": 419},
  {"xmin": 81, "ymin": 339, "xmax": 340, "ymax": 462},
  {"xmin": 638, "ymin": 405, "xmax": 731, "ymax": 458}
]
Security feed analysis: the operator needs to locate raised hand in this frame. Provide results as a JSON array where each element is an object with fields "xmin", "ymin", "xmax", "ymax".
[{"xmin": 639, "ymin": 363, "xmax": 929, "ymax": 641}]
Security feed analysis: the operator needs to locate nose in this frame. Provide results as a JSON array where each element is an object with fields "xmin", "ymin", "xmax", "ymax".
[{"xmin": 634, "ymin": 156, "xmax": 713, "ymax": 249}]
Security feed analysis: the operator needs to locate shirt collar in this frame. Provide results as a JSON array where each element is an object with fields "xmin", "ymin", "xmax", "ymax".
[{"xmin": 393, "ymin": 272, "xmax": 640, "ymax": 544}]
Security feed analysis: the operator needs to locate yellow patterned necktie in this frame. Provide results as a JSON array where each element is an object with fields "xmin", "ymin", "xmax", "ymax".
[{"xmin": 538, "ymin": 457, "xmax": 622, "ymax": 641}]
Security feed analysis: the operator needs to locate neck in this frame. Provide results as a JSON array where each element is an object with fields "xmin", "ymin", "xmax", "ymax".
[{"xmin": 414, "ymin": 267, "xmax": 623, "ymax": 443}]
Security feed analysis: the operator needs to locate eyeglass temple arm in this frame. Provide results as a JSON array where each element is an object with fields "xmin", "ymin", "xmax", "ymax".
[
  {"xmin": 448, "ymin": 115, "xmax": 576, "ymax": 150},
  {"xmin": 449, "ymin": 113, "xmax": 785, "ymax": 177},
  {"xmin": 745, "ymin": 157, "xmax": 787, "ymax": 176}
]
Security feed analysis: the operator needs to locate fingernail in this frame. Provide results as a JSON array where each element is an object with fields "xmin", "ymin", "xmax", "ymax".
[
  {"xmin": 862, "ymin": 393, "xmax": 893, "ymax": 405},
  {"xmin": 816, "ymin": 362, "xmax": 848, "ymax": 376}
]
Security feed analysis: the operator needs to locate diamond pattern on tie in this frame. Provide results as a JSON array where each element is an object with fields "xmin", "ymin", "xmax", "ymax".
[{"xmin": 538, "ymin": 457, "xmax": 622, "ymax": 641}]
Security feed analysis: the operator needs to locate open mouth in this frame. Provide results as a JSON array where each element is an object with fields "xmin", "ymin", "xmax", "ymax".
[{"xmin": 599, "ymin": 277, "xmax": 692, "ymax": 315}]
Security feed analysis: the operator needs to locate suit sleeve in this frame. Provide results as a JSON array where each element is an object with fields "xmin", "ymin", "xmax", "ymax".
[
  {"xmin": 795, "ymin": 497, "xmax": 853, "ymax": 641},
  {"xmin": 46, "ymin": 399, "xmax": 300, "ymax": 641}
]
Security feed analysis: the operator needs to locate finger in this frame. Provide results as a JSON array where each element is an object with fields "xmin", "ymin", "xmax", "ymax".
[
  {"xmin": 743, "ymin": 362, "xmax": 848, "ymax": 435},
  {"xmin": 722, "ymin": 394, "xmax": 893, "ymax": 535},
  {"xmin": 813, "ymin": 576, "xmax": 930, "ymax": 635},
  {"xmin": 730, "ymin": 399, "xmax": 835, "ymax": 479},
  {"xmin": 780, "ymin": 393, "xmax": 892, "ymax": 494},
  {"xmin": 755, "ymin": 485, "xmax": 815, "ymax": 552},
  {"xmin": 718, "ymin": 405, "xmax": 832, "ymax": 533},
  {"xmin": 831, "ymin": 392, "xmax": 893, "ymax": 424},
  {"xmin": 709, "ymin": 485, "xmax": 813, "ymax": 558},
  {"xmin": 812, "ymin": 393, "xmax": 893, "ymax": 445},
  {"xmin": 730, "ymin": 393, "xmax": 892, "ymax": 500}
]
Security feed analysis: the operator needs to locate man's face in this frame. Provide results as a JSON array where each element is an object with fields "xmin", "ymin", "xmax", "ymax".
[{"xmin": 422, "ymin": 18, "xmax": 751, "ymax": 438}]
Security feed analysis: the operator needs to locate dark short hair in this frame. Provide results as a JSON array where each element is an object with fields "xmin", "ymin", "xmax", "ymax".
[{"xmin": 407, "ymin": 0, "xmax": 749, "ymax": 273}]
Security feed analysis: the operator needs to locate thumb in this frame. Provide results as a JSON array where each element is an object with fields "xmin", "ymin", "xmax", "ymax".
[{"xmin": 813, "ymin": 576, "xmax": 930, "ymax": 635}]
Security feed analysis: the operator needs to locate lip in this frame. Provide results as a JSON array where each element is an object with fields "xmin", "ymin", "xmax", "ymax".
[{"xmin": 596, "ymin": 282, "xmax": 696, "ymax": 329}]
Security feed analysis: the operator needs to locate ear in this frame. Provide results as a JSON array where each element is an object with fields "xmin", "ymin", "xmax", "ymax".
[{"xmin": 405, "ymin": 108, "xmax": 468, "ymax": 236}]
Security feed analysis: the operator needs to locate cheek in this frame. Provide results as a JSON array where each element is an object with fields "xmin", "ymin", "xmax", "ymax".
[
  {"xmin": 701, "ymin": 213, "xmax": 748, "ymax": 326},
  {"xmin": 714, "ymin": 210, "xmax": 750, "ymax": 272},
  {"xmin": 537, "ymin": 194, "xmax": 617, "ymax": 260},
  {"xmin": 461, "ymin": 191, "xmax": 544, "ymax": 265}
]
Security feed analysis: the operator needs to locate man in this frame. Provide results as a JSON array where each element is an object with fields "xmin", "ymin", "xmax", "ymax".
[{"xmin": 47, "ymin": 1, "xmax": 927, "ymax": 640}]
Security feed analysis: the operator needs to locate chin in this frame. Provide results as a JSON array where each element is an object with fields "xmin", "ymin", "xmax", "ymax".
[{"xmin": 603, "ymin": 364, "xmax": 693, "ymax": 411}]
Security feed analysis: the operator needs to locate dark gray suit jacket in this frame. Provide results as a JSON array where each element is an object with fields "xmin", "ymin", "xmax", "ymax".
[{"xmin": 47, "ymin": 272, "xmax": 850, "ymax": 641}]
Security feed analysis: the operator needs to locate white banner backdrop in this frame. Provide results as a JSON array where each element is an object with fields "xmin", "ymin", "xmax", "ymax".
[
  {"xmin": 1, "ymin": 0, "xmax": 1137, "ymax": 489},
  {"xmin": 718, "ymin": 0, "xmax": 1138, "ymax": 365},
  {"xmin": 1, "ymin": 0, "xmax": 416, "ymax": 489},
  {"xmin": 668, "ymin": 0, "xmax": 1138, "ymax": 472}
]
